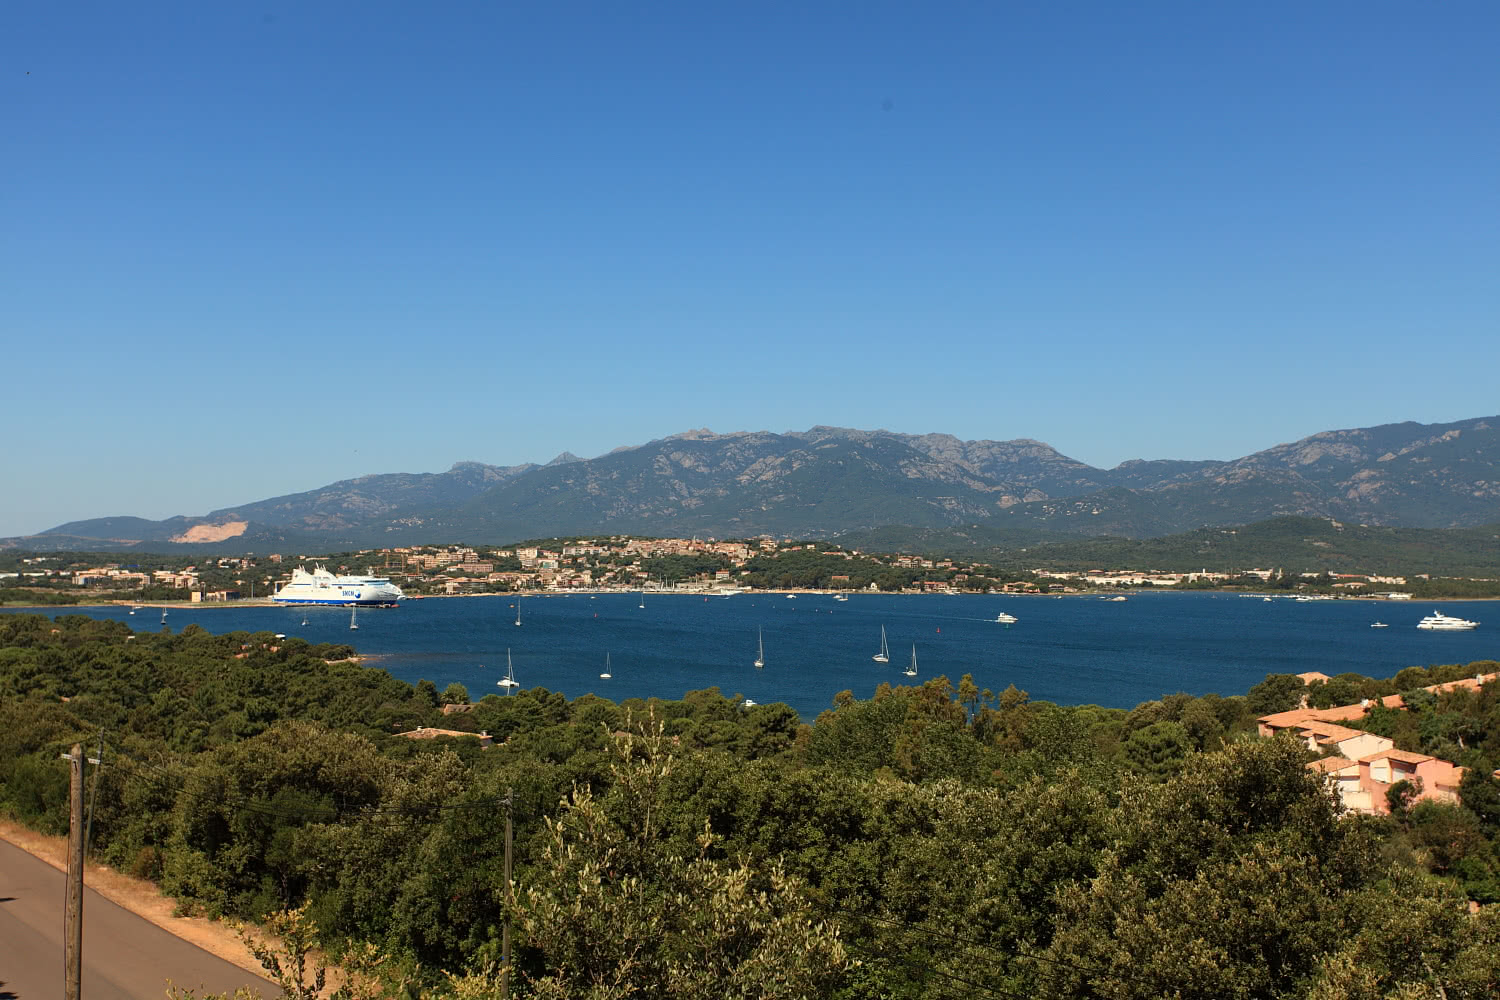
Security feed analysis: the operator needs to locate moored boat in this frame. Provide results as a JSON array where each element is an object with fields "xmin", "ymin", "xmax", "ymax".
[{"xmin": 1416, "ymin": 610, "xmax": 1479, "ymax": 631}]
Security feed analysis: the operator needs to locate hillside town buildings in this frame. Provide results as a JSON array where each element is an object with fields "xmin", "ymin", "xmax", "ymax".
[
  {"xmin": 7, "ymin": 536, "xmax": 1489, "ymax": 605},
  {"xmin": 1259, "ymin": 672, "xmax": 1499, "ymax": 815}
]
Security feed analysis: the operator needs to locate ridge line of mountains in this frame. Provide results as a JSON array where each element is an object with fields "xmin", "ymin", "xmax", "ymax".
[{"xmin": 9, "ymin": 415, "xmax": 1499, "ymax": 554}]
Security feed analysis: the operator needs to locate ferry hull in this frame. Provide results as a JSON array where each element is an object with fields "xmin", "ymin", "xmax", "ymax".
[{"xmin": 272, "ymin": 597, "xmax": 401, "ymax": 607}]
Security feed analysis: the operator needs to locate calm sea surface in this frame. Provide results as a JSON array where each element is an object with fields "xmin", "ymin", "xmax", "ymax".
[{"xmin": 7, "ymin": 593, "xmax": 1497, "ymax": 718}]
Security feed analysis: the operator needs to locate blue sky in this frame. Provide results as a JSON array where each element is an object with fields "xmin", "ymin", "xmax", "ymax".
[{"xmin": 4, "ymin": 2, "xmax": 1497, "ymax": 537}]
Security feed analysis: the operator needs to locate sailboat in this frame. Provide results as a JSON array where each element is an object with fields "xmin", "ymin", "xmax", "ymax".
[
  {"xmin": 905, "ymin": 644, "xmax": 918, "ymax": 678},
  {"xmin": 160, "ymin": 609, "xmax": 168, "ymax": 624},
  {"xmin": 638, "ymin": 591, "xmax": 646, "ymax": 609},
  {"xmin": 873, "ymin": 625, "xmax": 890, "ymax": 663},
  {"xmin": 349, "ymin": 606, "xmax": 358, "ymax": 630},
  {"xmin": 301, "ymin": 614, "xmax": 308, "ymax": 626},
  {"xmin": 754, "ymin": 627, "xmax": 764, "ymax": 669},
  {"xmin": 600, "ymin": 652, "xmax": 612, "ymax": 679},
  {"xmin": 128, "ymin": 605, "xmax": 137, "ymax": 615},
  {"xmin": 497, "ymin": 649, "xmax": 519, "ymax": 693},
  {"xmin": 514, "ymin": 595, "xmax": 522, "ymax": 627}
]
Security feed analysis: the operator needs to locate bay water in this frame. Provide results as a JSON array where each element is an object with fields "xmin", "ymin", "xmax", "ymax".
[{"xmin": 9, "ymin": 593, "xmax": 1498, "ymax": 718}]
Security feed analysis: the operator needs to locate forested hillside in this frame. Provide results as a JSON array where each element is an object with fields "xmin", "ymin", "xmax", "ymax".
[{"xmin": 4, "ymin": 616, "xmax": 1500, "ymax": 998}]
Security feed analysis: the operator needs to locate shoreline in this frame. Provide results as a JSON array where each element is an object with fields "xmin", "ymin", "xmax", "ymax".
[{"xmin": 3, "ymin": 590, "xmax": 1500, "ymax": 611}]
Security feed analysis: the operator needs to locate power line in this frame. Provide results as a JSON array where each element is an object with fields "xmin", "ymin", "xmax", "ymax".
[
  {"xmin": 822, "ymin": 897, "xmax": 1227, "ymax": 1000},
  {"xmin": 98, "ymin": 735, "xmax": 511, "ymax": 829},
  {"xmin": 62, "ymin": 727, "xmax": 1204, "ymax": 1000},
  {"xmin": 842, "ymin": 936, "xmax": 1061, "ymax": 1000}
]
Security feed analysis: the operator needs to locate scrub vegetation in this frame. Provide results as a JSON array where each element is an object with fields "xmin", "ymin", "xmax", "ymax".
[{"xmin": 4, "ymin": 614, "xmax": 1500, "ymax": 998}]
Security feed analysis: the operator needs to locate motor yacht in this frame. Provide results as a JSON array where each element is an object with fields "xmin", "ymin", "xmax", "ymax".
[{"xmin": 1416, "ymin": 610, "xmax": 1479, "ymax": 631}]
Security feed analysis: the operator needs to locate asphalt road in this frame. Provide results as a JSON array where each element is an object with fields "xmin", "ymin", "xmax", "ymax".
[{"xmin": 0, "ymin": 840, "xmax": 277, "ymax": 999}]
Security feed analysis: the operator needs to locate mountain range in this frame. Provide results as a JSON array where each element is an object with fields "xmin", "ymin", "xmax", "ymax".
[{"xmin": 8, "ymin": 416, "xmax": 1499, "ymax": 553}]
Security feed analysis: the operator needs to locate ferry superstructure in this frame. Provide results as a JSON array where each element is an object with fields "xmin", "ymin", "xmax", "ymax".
[{"xmin": 272, "ymin": 566, "xmax": 404, "ymax": 607}]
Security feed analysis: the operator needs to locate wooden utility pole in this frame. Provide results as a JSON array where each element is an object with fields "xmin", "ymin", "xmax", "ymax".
[
  {"xmin": 502, "ymin": 787, "xmax": 513, "ymax": 1000},
  {"xmin": 63, "ymin": 743, "xmax": 84, "ymax": 1000}
]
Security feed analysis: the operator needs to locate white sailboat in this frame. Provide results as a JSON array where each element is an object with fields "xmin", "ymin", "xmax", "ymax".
[
  {"xmin": 160, "ymin": 609, "xmax": 168, "ymax": 624},
  {"xmin": 639, "ymin": 591, "xmax": 646, "ymax": 609},
  {"xmin": 905, "ymin": 644, "xmax": 918, "ymax": 678},
  {"xmin": 514, "ymin": 595, "xmax": 522, "ymax": 627},
  {"xmin": 754, "ymin": 627, "xmax": 764, "ymax": 669},
  {"xmin": 498, "ymin": 649, "xmax": 519, "ymax": 693},
  {"xmin": 301, "ymin": 614, "xmax": 308, "ymax": 626},
  {"xmin": 600, "ymin": 652, "xmax": 612, "ymax": 679},
  {"xmin": 873, "ymin": 625, "xmax": 890, "ymax": 663},
  {"xmin": 349, "ymin": 605, "xmax": 358, "ymax": 630}
]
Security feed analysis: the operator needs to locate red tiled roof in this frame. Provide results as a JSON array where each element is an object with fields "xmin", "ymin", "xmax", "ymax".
[
  {"xmin": 1310, "ymin": 703, "xmax": 1371, "ymax": 722},
  {"xmin": 1260, "ymin": 709, "xmax": 1325, "ymax": 728},
  {"xmin": 1359, "ymin": 748, "xmax": 1433, "ymax": 765}
]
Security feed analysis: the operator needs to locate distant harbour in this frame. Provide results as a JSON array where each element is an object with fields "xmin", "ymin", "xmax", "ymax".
[{"xmin": 6, "ymin": 592, "xmax": 1497, "ymax": 718}]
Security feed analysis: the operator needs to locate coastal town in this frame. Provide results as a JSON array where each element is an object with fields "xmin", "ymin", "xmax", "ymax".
[{"xmin": 0, "ymin": 535, "xmax": 1470, "ymax": 605}]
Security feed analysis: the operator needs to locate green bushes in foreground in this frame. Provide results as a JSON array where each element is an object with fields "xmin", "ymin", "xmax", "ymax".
[{"xmin": 5, "ymin": 613, "xmax": 1500, "ymax": 998}]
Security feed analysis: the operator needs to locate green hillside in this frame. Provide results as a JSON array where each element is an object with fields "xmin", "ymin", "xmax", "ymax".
[{"xmin": 994, "ymin": 517, "xmax": 1500, "ymax": 576}]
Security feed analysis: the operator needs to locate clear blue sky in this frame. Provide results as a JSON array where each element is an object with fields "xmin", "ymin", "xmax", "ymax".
[{"xmin": 4, "ymin": 2, "xmax": 1497, "ymax": 537}]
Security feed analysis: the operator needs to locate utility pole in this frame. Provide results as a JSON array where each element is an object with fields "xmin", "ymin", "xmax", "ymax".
[
  {"xmin": 62, "ymin": 743, "xmax": 84, "ymax": 1000},
  {"xmin": 502, "ymin": 787, "xmax": 513, "ymax": 1000}
]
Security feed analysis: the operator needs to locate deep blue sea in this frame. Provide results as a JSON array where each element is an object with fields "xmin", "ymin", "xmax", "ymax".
[{"xmin": 7, "ymin": 593, "xmax": 1498, "ymax": 718}]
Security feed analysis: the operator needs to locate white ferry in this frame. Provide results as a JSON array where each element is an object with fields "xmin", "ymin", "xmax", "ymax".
[{"xmin": 273, "ymin": 565, "xmax": 404, "ymax": 607}]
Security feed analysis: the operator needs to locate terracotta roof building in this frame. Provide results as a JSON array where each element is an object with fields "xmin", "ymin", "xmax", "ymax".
[{"xmin": 1259, "ymin": 672, "xmax": 1498, "ymax": 816}]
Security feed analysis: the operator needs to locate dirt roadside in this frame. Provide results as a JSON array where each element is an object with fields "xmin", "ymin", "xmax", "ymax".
[{"xmin": 0, "ymin": 817, "xmax": 270, "ymax": 981}]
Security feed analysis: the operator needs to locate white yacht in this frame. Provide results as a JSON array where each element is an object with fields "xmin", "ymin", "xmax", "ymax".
[
  {"xmin": 498, "ymin": 650, "xmax": 520, "ymax": 691},
  {"xmin": 1416, "ymin": 610, "xmax": 1480, "ymax": 631},
  {"xmin": 273, "ymin": 565, "xmax": 404, "ymax": 607},
  {"xmin": 995, "ymin": 612, "xmax": 1018, "ymax": 624}
]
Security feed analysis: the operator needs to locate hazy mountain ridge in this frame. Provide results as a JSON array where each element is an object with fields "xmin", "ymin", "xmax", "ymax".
[
  {"xmin": 204, "ymin": 461, "xmax": 536, "ymax": 531},
  {"xmin": 8, "ymin": 415, "xmax": 1499, "ymax": 552}
]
